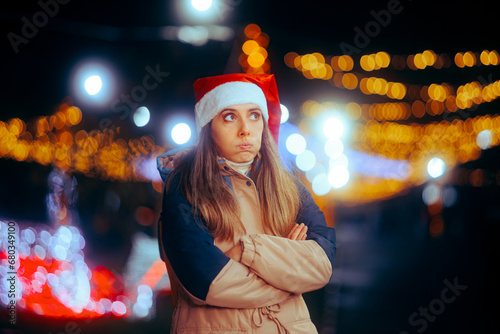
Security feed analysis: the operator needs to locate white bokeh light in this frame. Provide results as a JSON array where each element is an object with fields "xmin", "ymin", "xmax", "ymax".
[
  {"xmin": 329, "ymin": 154, "xmax": 349, "ymax": 169},
  {"xmin": 422, "ymin": 183, "xmax": 441, "ymax": 205},
  {"xmin": 328, "ymin": 166, "xmax": 350, "ymax": 188},
  {"xmin": 133, "ymin": 107, "xmax": 150, "ymax": 127},
  {"xmin": 295, "ymin": 150, "xmax": 316, "ymax": 171},
  {"xmin": 286, "ymin": 133, "xmax": 306, "ymax": 155},
  {"xmin": 171, "ymin": 123, "xmax": 192, "ymax": 145},
  {"xmin": 312, "ymin": 173, "xmax": 331, "ymax": 196},
  {"xmin": 191, "ymin": 0, "xmax": 213, "ymax": 11},
  {"xmin": 280, "ymin": 104, "xmax": 289, "ymax": 124},
  {"xmin": 476, "ymin": 130, "xmax": 492, "ymax": 150},
  {"xmin": 324, "ymin": 138, "xmax": 344, "ymax": 158},
  {"xmin": 84, "ymin": 75, "xmax": 102, "ymax": 95},
  {"xmin": 323, "ymin": 117, "xmax": 344, "ymax": 139},
  {"xmin": 427, "ymin": 157, "xmax": 445, "ymax": 178},
  {"xmin": 306, "ymin": 163, "xmax": 326, "ymax": 183}
]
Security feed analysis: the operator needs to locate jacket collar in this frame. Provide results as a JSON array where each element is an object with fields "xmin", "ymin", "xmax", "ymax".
[{"xmin": 217, "ymin": 153, "xmax": 261, "ymax": 179}]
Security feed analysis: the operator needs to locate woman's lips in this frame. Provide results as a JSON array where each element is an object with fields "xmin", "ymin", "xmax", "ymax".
[{"xmin": 237, "ymin": 144, "xmax": 253, "ymax": 150}]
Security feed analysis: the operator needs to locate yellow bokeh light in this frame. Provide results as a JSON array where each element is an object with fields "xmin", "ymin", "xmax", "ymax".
[
  {"xmin": 414, "ymin": 53, "xmax": 426, "ymax": 69},
  {"xmin": 311, "ymin": 63, "xmax": 327, "ymax": 79},
  {"xmin": 67, "ymin": 106, "xmax": 82, "ymax": 125},
  {"xmin": 394, "ymin": 83, "xmax": 406, "ymax": 99},
  {"xmin": 254, "ymin": 33, "xmax": 269, "ymax": 48},
  {"xmin": 342, "ymin": 73, "xmax": 358, "ymax": 90},
  {"xmin": 480, "ymin": 50, "xmax": 489, "ymax": 65},
  {"xmin": 248, "ymin": 51, "xmax": 266, "ymax": 68},
  {"xmin": 284, "ymin": 52, "xmax": 298, "ymax": 68},
  {"xmin": 359, "ymin": 78, "xmax": 370, "ymax": 95},
  {"xmin": 375, "ymin": 52, "xmax": 390, "ymax": 68},
  {"xmin": 406, "ymin": 55, "xmax": 417, "ymax": 70},
  {"xmin": 8, "ymin": 118, "xmax": 25, "ymax": 137},
  {"xmin": 244, "ymin": 24, "xmax": 261, "ymax": 39},
  {"xmin": 338, "ymin": 55, "xmax": 354, "ymax": 71},
  {"xmin": 301, "ymin": 54, "xmax": 318, "ymax": 70},
  {"xmin": 366, "ymin": 77, "xmax": 376, "ymax": 94},
  {"xmin": 489, "ymin": 50, "xmax": 499, "ymax": 65},
  {"xmin": 422, "ymin": 50, "xmax": 436, "ymax": 66},
  {"xmin": 331, "ymin": 56, "xmax": 341, "ymax": 72},
  {"xmin": 463, "ymin": 51, "xmax": 476, "ymax": 67},
  {"xmin": 360, "ymin": 55, "xmax": 374, "ymax": 71},
  {"xmin": 323, "ymin": 64, "xmax": 333, "ymax": 80},
  {"xmin": 455, "ymin": 52, "xmax": 465, "ymax": 68},
  {"xmin": 373, "ymin": 78, "xmax": 387, "ymax": 94},
  {"xmin": 332, "ymin": 72, "xmax": 343, "ymax": 87},
  {"xmin": 294, "ymin": 55, "xmax": 303, "ymax": 70},
  {"xmin": 346, "ymin": 102, "xmax": 362, "ymax": 120},
  {"xmin": 312, "ymin": 52, "xmax": 325, "ymax": 64},
  {"xmin": 242, "ymin": 40, "xmax": 260, "ymax": 55}
]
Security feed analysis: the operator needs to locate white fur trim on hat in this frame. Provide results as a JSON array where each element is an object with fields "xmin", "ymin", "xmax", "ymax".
[{"xmin": 194, "ymin": 81, "xmax": 269, "ymax": 134}]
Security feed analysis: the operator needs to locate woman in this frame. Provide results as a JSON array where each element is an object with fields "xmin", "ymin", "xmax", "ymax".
[{"xmin": 157, "ymin": 73, "xmax": 336, "ymax": 333}]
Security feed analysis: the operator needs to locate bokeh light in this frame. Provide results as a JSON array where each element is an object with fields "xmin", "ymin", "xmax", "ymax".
[
  {"xmin": 71, "ymin": 60, "xmax": 115, "ymax": 106},
  {"xmin": 286, "ymin": 133, "xmax": 306, "ymax": 155},
  {"xmin": 280, "ymin": 104, "xmax": 290, "ymax": 123},
  {"xmin": 191, "ymin": 0, "xmax": 212, "ymax": 11},
  {"xmin": 295, "ymin": 149, "xmax": 316, "ymax": 171},
  {"xmin": 323, "ymin": 117, "xmax": 344, "ymax": 139},
  {"xmin": 171, "ymin": 123, "xmax": 192, "ymax": 145},
  {"xmin": 328, "ymin": 165, "xmax": 350, "ymax": 189},
  {"xmin": 133, "ymin": 107, "xmax": 151, "ymax": 127},
  {"xmin": 84, "ymin": 75, "xmax": 102, "ymax": 95},
  {"xmin": 427, "ymin": 157, "xmax": 446, "ymax": 178}
]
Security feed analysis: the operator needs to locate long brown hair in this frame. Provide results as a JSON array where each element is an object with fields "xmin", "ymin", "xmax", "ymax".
[{"xmin": 167, "ymin": 121, "xmax": 300, "ymax": 241}]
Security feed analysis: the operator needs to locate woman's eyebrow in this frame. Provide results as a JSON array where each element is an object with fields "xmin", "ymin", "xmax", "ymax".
[
  {"xmin": 219, "ymin": 107, "xmax": 261, "ymax": 113},
  {"xmin": 220, "ymin": 108, "xmax": 236, "ymax": 112},
  {"xmin": 248, "ymin": 108, "xmax": 262, "ymax": 112}
]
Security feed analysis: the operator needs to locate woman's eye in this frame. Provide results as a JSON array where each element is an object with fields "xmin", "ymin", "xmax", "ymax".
[
  {"xmin": 224, "ymin": 114, "xmax": 236, "ymax": 121},
  {"xmin": 250, "ymin": 113, "xmax": 260, "ymax": 120}
]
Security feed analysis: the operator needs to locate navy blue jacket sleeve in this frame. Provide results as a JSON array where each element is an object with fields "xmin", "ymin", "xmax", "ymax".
[
  {"xmin": 159, "ymin": 173, "xmax": 230, "ymax": 301},
  {"xmin": 295, "ymin": 181, "xmax": 337, "ymax": 275}
]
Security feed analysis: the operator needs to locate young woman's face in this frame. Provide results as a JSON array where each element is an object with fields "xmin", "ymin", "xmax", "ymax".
[{"xmin": 210, "ymin": 103, "xmax": 264, "ymax": 163}]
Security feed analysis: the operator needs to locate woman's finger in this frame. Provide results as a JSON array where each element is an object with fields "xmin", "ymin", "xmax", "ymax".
[
  {"xmin": 287, "ymin": 223, "xmax": 299, "ymax": 239},
  {"xmin": 288, "ymin": 223, "xmax": 307, "ymax": 240},
  {"xmin": 297, "ymin": 225, "xmax": 308, "ymax": 240}
]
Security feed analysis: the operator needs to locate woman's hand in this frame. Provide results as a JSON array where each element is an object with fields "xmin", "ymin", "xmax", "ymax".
[
  {"xmin": 225, "ymin": 223, "xmax": 307, "ymax": 262},
  {"xmin": 225, "ymin": 242, "xmax": 243, "ymax": 262},
  {"xmin": 286, "ymin": 223, "xmax": 308, "ymax": 241}
]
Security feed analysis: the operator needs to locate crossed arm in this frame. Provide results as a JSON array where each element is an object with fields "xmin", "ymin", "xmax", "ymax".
[
  {"xmin": 225, "ymin": 222, "xmax": 308, "ymax": 261},
  {"xmin": 159, "ymin": 174, "xmax": 336, "ymax": 308}
]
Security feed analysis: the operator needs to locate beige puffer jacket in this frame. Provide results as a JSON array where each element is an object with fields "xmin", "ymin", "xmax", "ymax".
[{"xmin": 157, "ymin": 149, "xmax": 336, "ymax": 333}]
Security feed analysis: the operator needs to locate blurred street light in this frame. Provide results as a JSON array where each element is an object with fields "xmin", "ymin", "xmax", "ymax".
[
  {"xmin": 133, "ymin": 106, "xmax": 151, "ymax": 127},
  {"xmin": 427, "ymin": 157, "xmax": 445, "ymax": 178},
  {"xmin": 84, "ymin": 75, "xmax": 102, "ymax": 95},
  {"xmin": 280, "ymin": 104, "xmax": 289, "ymax": 123},
  {"xmin": 191, "ymin": 0, "xmax": 213, "ymax": 11},
  {"xmin": 171, "ymin": 122, "xmax": 192, "ymax": 145}
]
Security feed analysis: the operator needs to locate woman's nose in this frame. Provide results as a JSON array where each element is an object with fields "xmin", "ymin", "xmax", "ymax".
[{"xmin": 239, "ymin": 120, "xmax": 250, "ymax": 136}]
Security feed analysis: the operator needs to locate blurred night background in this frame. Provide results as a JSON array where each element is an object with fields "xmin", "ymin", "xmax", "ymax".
[{"xmin": 1, "ymin": 0, "xmax": 499, "ymax": 333}]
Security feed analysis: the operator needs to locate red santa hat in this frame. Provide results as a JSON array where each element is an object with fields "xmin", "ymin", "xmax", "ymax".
[{"xmin": 193, "ymin": 73, "xmax": 282, "ymax": 144}]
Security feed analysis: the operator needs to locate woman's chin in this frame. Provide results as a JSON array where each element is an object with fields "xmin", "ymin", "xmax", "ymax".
[{"xmin": 231, "ymin": 152, "xmax": 257, "ymax": 163}]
